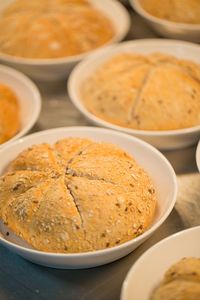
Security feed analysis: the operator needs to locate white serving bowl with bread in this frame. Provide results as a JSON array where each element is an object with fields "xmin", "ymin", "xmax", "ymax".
[
  {"xmin": 0, "ymin": 0, "xmax": 130, "ymax": 81},
  {"xmin": 130, "ymin": 0, "xmax": 200, "ymax": 42},
  {"xmin": 68, "ymin": 39, "xmax": 200, "ymax": 150},
  {"xmin": 121, "ymin": 226, "xmax": 200, "ymax": 300},
  {"xmin": 0, "ymin": 127, "xmax": 177, "ymax": 269},
  {"xmin": 0, "ymin": 64, "xmax": 41, "ymax": 148}
]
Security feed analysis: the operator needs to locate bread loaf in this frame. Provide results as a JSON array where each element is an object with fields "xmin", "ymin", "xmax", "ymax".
[
  {"xmin": 140, "ymin": 0, "xmax": 200, "ymax": 24},
  {"xmin": 0, "ymin": 0, "xmax": 114, "ymax": 59},
  {"xmin": 0, "ymin": 138, "xmax": 157, "ymax": 253},
  {"xmin": 81, "ymin": 52, "xmax": 200, "ymax": 131},
  {"xmin": 151, "ymin": 257, "xmax": 200, "ymax": 300},
  {"xmin": 0, "ymin": 84, "xmax": 20, "ymax": 144}
]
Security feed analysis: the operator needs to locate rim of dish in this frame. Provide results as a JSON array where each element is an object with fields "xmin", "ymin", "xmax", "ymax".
[
  {"xmin": 131, "ymin": 0, "xmax": 200, "ymax": 30},
  {"xmin": 0, "ymin": 0, "xmax": 130, "ymax": 65},
  {"xmin": 195, "ymin": 140, "xmax": 200, "ymax": 172},
  {"xmin": 0, "ymin": 65, "xmax": 41, "ymax": 148},
  {"xmin": 120, "ymin": 225, "xmax": 200, "ymax": 299},
  {"xmin": 68, "ymin": 39, "xmax": 200, "ymax": 137},
  {"xmin": 0, "ymin": 126, "xmax": 177, "ymax": 258}
]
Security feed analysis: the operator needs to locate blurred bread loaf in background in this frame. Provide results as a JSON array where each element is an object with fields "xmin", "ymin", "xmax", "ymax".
[
  {"xmin": 0, "ymin": 0, "xmax": 115, "ymax": 59},
  {"xmin": 0, "ymin": 84, "xmax": 20, "ymax": 144}
]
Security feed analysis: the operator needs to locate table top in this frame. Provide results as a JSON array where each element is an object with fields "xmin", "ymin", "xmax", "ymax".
[{"xmin": 1, "ymin": 4, "xmax": 200, "ymax": 300}]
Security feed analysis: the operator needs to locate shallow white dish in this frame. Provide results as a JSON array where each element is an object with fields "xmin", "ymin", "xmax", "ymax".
[
  {"xmin": 196, "ymin": 140, "xmax": 200, "ymax": 172},
  {"xmin": 68, "ymin": 39, "xmax": 200, "ymax": 150},
  {"xmin": 121, "ymin": 225, "xmax": 200, "ymax": 300},
  {"xmin": 0, "ymin": 0, "xmax": 130, "ymax": 81},
  {"xmin": 0, "ymin": 64, "xmax": 41, "ymax": 148},
  {"xmin": 0, "ymin": 126, "xmax": 177, "ymax": 269},
  {"xmin": 130, "ymin": 0, "xmax": 200, "ymax": 42}
]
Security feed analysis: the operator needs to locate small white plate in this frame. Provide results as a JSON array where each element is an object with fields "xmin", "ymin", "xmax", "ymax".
[
  {"xmin": 0, "ymin": 64, "xmax": 41, "ymax": 148},
  {"xmin": 0, "ymin": 0, "xmax": 130, "ymax": 81},
  {"xmin": 196, "ymin": 140, "xmax": 200, "ymax": 172},
  {"xmin": 68, "ymin": 39, "xmax": 200, "ymax": 150},
  {"xmin": 121, "ymin": 226, "xmax": 200, "ymax": 300},
  {"xmin": 130, "ymin": 0, "xmax": 200, "ymax": 42},
  {"xmin": 0, "ymin": 127, "xmax": 177, "ymax": 269}
]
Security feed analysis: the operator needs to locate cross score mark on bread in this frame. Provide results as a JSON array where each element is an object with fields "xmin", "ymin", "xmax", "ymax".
[
  {"xmin": 0, "ymin": 138, "xmax": 157, "ymax": 253},
  {"xmin": 81, "ymin": 53, "xmax": 200, "ymax": 131}
]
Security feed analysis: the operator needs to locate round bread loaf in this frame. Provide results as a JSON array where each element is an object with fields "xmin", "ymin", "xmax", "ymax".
[
  {"xmin": 139, "ymin": 0, "xmax": 200, "ymax": 24},
  {"xmin": 151, "ymin": 257, "xmax": 200, "ymax": 300},
  {"xmin": 0, "ymin": 0, "xmax": 114, "ymax": 59},
  {"xmin": 81, "ymin": 52, "xmax": 200, "ymax": 131},
  {"xmin": 0, "ymin": 84, "xmax": 20, "ymax": 144},
  {"xmin": 0, "ymin": 138, "xmax": 157, "ymax": 253}
]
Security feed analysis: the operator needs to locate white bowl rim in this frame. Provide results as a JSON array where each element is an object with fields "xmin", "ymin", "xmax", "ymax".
[
  {"xmin": 130, "ymin": 0, "xmax": 200, "ymax": 30},
  {"xmin": 120, "ymin": 225, "xmax": 200, "ymax": 299},
  {"xmin": 0, "ymin": 0, "xmax": 130, "ymax": 65},
  {"xmin": 68, "ymin": 38, "xmax": 200, "ymax": 138},
  {"xmin": 195, "ymin": 140, "xmax": 200, "ymax": 172},
  {"xmin": 0, "ymin": 126, "xmax": 177, "ymax": 258},
  {"xmin": 0, "ymin": 64, "xmax": 41, "ymax": 148}
]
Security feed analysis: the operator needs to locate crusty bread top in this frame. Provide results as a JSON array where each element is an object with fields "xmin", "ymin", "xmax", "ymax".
[
  {"xmin": 0, "ymin": 138, "xmax": 157, "ymax": 253},
  {"xmin": 0, "ymin": 84, "xmax": 20, "ymax": 144},
  {"xmin": 0, "ymin": 0, "xmax": 114, "ymax": 59},
  {"xmin": 163, "ymin": 257, "xmax": 200, "ymax": 284},
  {"xmin": 81, "ymin": 52, "xmax": 200, "ymax": 131},
  {"xmin": 140, "ymin": 0, "xmax": 200, "ymax": 24},
  {"xmin": 151, "ymin": 257, "xmax": 200, "ymax": 300}
]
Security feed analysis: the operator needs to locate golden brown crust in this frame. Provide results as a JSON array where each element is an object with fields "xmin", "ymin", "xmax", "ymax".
[
  {"xmin": 54, "ymin": 137, "xmax": 92, "ymax": 169},
  {"xmin": 68, "ymin": 176, "xmax": 155, "ymax": 250},
  {"xmin": 0, "ymin": 138, "xmax": 157, "ymax": 253},
  {"xmin": 0, "ymin": 0, "xmax": 114, "ymax": 59},
  {"xmin": 0, "ymin": 173, "xmax": 88, "ymax": 253},
  {"xmin": 163, "ymin": 257, "xmax": 200, "ymax": 284},
  {"xmin": 9, "ymin": 143, "xmax": 62, "ymax": 174},
  {"xmin": 140, "ymin": 0, "xmax": 200, "ymax": 24},
  {"xmin": 81, "ymin": 52, "xmax": 200, "ymax": 131},
  {"xmin": 0, "ymin": 84, "xmax": 20, "ymax": 144},
  {"xmin": 151, "ymin": 257, "xmax": 200, "ymax": 300},
  {"xmin": 151, "ymin": 280, "xmax": 200, "ymax": 300},
  {"xmin": 131, "ymin": 63, "xmax": 200, "ymax": 130}
]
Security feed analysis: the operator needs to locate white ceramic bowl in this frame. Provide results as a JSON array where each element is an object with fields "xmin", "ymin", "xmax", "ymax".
[
  {"xmin": 130, "ymin": 0, "xmax": 200, "ymax": 42},
  {"xmin": 68, "ymin": 39, "xmax": 200, "ymax": 150},
  {"xmin": 196, "ymin": 140, "xmax": 200, "ymax": 172},
  {"xmin": 0, "ymin": 127, "xmax": 177, "ymax": 269},
  {"xmin": 0, "ymin": 0, "xmax": 130, "ymax": 81},
  {"xmin": 121, "ymin": 225, "xmax": 200, "ymax": 300},
  {"xmin": 0, "ymin": 64, "xmax": 41, "ymax": 148}
]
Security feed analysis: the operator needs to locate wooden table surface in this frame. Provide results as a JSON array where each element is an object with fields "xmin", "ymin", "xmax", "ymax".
[{"xmin": 0, "ymin": 3, "xmax": 200, "ymax": 300}]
